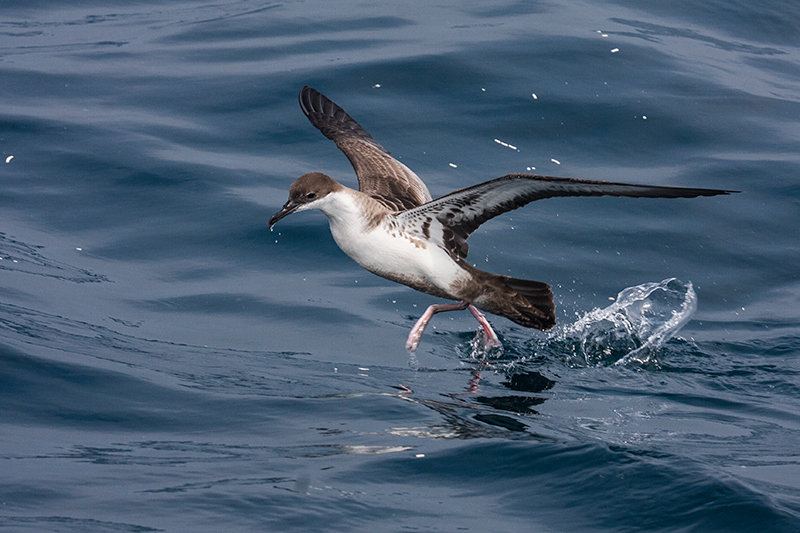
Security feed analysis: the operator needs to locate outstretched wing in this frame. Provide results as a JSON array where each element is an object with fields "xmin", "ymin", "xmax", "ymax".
[
  {"xmin": 299, "ymin": 86, "xmax": 432, "ymax": 211},
  {"xmin": 396, "ymin": 173, "xmax": 737, "ymax": 259}
]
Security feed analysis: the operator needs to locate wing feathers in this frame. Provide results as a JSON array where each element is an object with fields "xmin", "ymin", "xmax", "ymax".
[
  {"xmin": 398, "ymin": 173, "xmax": 736, "ymax": 259},
  {"xmin": 298, "ymin": 88, "xmax": 737, "ymax": 260},
  {"xmin": 299, "ymin": 86, "xmax": 432, "ymax": 210}
]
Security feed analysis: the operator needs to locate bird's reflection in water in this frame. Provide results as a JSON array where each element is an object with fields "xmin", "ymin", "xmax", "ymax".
[
  {"xmin": 396, "ymin": 369, "xmax": 557, "ymax": 436},
  {"xmin": 470, "ymin": 370, "xmax": 555, "ymax": 418}
]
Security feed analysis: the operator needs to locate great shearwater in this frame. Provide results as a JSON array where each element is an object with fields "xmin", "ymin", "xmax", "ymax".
[{"xmin": 269, "ymin": 86, "xmax": 735, "ymax": 351}]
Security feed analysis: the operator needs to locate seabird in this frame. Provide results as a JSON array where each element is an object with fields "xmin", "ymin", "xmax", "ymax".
[{"xmin": 269, "ymin": 86, "xmax": 735, "ymax": 351}]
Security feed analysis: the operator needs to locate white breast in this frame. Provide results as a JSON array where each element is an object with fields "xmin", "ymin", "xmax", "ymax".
[{"xmin": 314, "ymin": 190, "xmax": 469, "ymax": 294}]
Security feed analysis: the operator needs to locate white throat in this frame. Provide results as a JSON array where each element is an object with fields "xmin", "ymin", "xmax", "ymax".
[{"xmin": 302, "ymin": 190, "xmax": 379, "ymax": 254}]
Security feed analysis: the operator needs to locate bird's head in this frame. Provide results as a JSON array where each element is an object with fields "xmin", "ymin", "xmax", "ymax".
[{"xmin": 268, "ymin": 172, "xmax": 343, "ymax": 229}]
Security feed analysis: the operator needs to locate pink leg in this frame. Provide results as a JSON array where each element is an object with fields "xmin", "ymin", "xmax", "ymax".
[
  {"xmin": 405, "ymin": 301, "xmax": 502, "ymax": 351},
  {"xmin": 467, "ymin": 304, "xmax": 501, "ymax": 348},
  {"xmin": 406, "ymin": 301, "xmax": 469, "ymax": 351}
]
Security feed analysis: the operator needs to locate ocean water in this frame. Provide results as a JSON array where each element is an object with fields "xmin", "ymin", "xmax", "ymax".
[{"xmin": 2, "ymin": 1, "xmax": 799, "ymax": 531}]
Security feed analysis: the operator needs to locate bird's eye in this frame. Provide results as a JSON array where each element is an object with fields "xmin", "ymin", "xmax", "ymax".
[{"xmin": 305, "ymin": 192, "xmax": 317, "ymax": 200}]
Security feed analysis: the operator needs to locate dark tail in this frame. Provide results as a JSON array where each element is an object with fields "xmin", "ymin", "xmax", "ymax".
[
  {"xmin": 502, "ymin": 277, "xmax": 556, "ymax": 330},
  {"xmin": 464, "ymin": 265, "xmax": 556, "ymax": 330}
]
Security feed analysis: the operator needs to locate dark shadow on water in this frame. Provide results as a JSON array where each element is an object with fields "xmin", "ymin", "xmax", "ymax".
[
  {"xmin": 502, "ymin": 370, "xmax": 556, "ymax": 393},
  {"xmin": 475, "ymin": 395, "xmax": 546, "ymax": 416},
  {"xmin": 473, "ymin": 413, "xmax": 528, "ymax": 432}
]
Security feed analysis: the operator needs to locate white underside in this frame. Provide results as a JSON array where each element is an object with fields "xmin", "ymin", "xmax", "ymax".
[{"xmin": 304, "ymin": 190, "xmax": 469, "ymax": 295}]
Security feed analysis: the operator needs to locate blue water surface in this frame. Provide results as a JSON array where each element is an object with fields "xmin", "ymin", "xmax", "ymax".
[{"xmin": 2, "ymin": 1, "xmax": 799, "ymax": 531}]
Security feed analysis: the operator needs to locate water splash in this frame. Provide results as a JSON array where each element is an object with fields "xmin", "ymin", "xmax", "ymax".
[
  {"xmin": 467, "ymin": 330, "xmax": 506, "ymax": 359},
  {"xmin": 552, "ymin": 278, "xmax": 697, "ymax": 367}
]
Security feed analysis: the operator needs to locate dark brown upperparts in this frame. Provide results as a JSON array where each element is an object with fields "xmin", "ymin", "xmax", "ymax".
[
  {"xmin": 288, "ymin": 172, "xmax": 343, "ymax": 203},
  {"xmin": 299, "ymin": 86, "xmax": 433, "ymax": 212},
  {"xmin": 398, "ymin": 173, "xmax": 737, "ymax": 260}
]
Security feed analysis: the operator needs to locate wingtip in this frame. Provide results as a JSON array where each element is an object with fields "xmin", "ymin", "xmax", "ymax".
[
  {"xmin": 707, "ymin": 189, "xmax": 741, "ymax": 196},
  {"xmin": 299, "ymin": 85, "xmax": 315, "ymax": 98},
  {"xmin": 298, "ymin": 85, "xmax": 336, "ymax": 121},
  {"xmin": 298, "ymin": 85, "xmax": 315, "ymax": 116}
]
